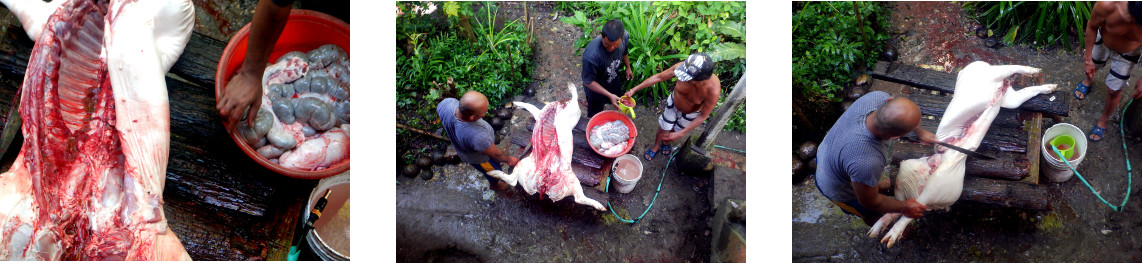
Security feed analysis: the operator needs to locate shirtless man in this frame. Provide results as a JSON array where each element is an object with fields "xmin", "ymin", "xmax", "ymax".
[
  {"xmin": 1074, "ymin": 1, "xmax": 1142, "ymax": 142},
  {"xmin": 624, "ymin": 53, "xmax": 720, "ymax": 161}
]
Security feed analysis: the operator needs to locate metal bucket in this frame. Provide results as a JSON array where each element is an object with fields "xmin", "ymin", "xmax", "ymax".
[
  {"xmin": 1041, "ymin": 123, "xmax": 1087, "ymax": 182},
  {"xmin": 305, "ymin": 171, "xmax": 350, "ymax": 260}
]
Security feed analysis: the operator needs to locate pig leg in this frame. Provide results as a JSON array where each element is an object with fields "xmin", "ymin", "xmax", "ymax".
[
  {"xmin": 1001, "ymin": 84, "xmax": 1057, "ymax": 109},
  {"xmin": 881, "ymin": 216, "xmax": 915, "ymax": 248},
  {"xmin": 868, "ymin": 213, "xmax": 901, "ymax": 238},
  {"xmin": 0, "ymin": 0, "xmax": 66, "ymax": 40},
  {"xmin": 983, "ymin": 65, "xmax": 1041, "ymax": 82}
]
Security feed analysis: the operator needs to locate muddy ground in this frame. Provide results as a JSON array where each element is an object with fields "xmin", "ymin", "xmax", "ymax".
[
  {"xmin": 794, "ymin": 2, "xmax": 1142, "ymax": 262},
  {"xmin": 396, "ymin": 2, "xmax": 747, "ymax": 262}
]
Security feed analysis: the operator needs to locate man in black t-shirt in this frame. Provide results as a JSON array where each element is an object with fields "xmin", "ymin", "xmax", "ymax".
[{"xmin": 580, "ymin": 19, "xmax": 632, "ymax": 117}]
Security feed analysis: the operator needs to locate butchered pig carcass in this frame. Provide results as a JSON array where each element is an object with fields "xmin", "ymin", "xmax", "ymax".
[
  {"xmin": 487, "ymin": 83, "xmax": 606, "ymax": 211},
  {"xmin": 0, "ymin": 0, "xmax": 194, "ymax": 260},
  {"xmin": 868, "ymin": 61, "xmax": 1057, "ymax": 247}
]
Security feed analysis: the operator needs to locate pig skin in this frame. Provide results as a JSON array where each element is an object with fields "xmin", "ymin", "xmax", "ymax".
[{"xmin": 868, "ymin": 61, "xmax": 1057, "ymax": 247}]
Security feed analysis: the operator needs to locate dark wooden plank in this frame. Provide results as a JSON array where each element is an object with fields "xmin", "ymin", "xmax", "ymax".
[
  {"xmin": 892, "ymin": 142, "xmax": 1028, "ymax": 181},
  {"xmin": 908, "ymin": 88, "xmax": 1032, "ymax": 129},
  {"xmin": 915, "ymin": 117, "xmax": 1028, "ymax": 153},
  {"xmin": 170, "ymin": 32, "xmax": 227, "ymax": 88},
  {"xmin": 163, "ymin": 74, "xmax": 315, "ymax": 260},
  {"xmin": 874, "ymin": 61, "xmax": 1069, "ymax": 116},
  {"xmin": 960, "ymin": 176, "xmax": 1051, "ymax": 211}
]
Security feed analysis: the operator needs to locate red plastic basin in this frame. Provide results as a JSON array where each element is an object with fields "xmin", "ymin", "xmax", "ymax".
[
  {"xmin": 586, "ymin": 110, "xmax": 638, "ymax": 158},
  {"xmin": 215, "ymin": 10, "xmax": 350, "ymax": 179}
]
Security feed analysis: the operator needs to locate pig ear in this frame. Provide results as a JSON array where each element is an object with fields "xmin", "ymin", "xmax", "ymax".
[{"xmin": 0, "ymin": 0, "xmax": 66, "ymax": 41}]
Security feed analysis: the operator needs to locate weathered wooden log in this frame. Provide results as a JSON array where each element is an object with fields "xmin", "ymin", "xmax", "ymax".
[
  {"xmin": 908, "ymin": 89, "xmax": 1034, "ymax": 129},
  {"xmin": 873, "ymin": 61, "xmax": 1069, "ymax": 116},
  {"xmin": 960, "ymin": 176, "xmax": 1051, "ymax": 211},
  {"xmin": 169, "ymin": 32, "xmax": 227, "ymax": 88},
  {"xmin": 892, "ymin": 142, "xmax": 1028, "ymax": 181},
  {"xmin": 913, "ymin": 117, "xmax": 1029, "ymax": 153}
]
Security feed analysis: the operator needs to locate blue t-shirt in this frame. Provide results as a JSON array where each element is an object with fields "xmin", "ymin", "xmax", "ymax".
[
  {"xmin": 437, "ymin": 98, "xmax": 495, "ymax": 164},
  {"xmin": 581, "ymin": 33, "xmax": 630, "ymax": 97},
  {"xmin": 815, "ymin": 91, "xmax": 892, "ymax": 203}
]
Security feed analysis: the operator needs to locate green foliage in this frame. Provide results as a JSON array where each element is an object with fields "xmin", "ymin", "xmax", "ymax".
[
  {"xmin": 396, "ymin": 2, "xmax": 533, "ymax": 129},
  {"xmin": 792, "ymin": 1, "xmax": 889, "ymax": 103},
  {"xmin": 965, "ymin": 1, "xmax": 1091, "ymax": 49},
  {"xmin": 555, "ymin": 1, "xmax": 602, "ymax": 17},
  {"xmin": 561, "ymin": 2, "xmax": 747, "ymax": 101}
]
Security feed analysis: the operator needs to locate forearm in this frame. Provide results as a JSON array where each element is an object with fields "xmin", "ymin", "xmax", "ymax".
[
  {"xmin": 587, "ymin": 81, "xmax": 614, "ymax": 97},
  {"xmin": 1084, "ymin": 25, "xmax": 1098, "ymax": 60},
  {"xmin": 863, "ymin": 195, "xmax": 911, "ymax": 214},
  {"xmin": 242, "ymin": 0, "xmax": 292, "ymax": 75},
  {"xmin": 623, "ymin": 55, "xmax": 631, "ymax": 71},
  {"xmin": 630, "ymin": 76, "xmax": 663, "ymax": 94}
]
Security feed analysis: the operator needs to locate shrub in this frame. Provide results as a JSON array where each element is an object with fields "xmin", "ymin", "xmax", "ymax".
[
  {"xmin": 792, "ymin": 1, "xmax": 890, "ymax": 103},
  {"xmin": 965, "ymin": 1, "xmax": 1091, "ymax": 49},
  {"xmin": 396, "ymin": 1, "xmax": 533, "ymax": 129}
]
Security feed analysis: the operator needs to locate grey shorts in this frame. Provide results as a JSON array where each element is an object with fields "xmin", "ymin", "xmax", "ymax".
[
  {"xmin": 658, "ymin": 93, "xmax": 700, "ymax": 132},
  {"xmin": 1091, "ymin": 30, "xmax": 1142, "ymax": 91}
]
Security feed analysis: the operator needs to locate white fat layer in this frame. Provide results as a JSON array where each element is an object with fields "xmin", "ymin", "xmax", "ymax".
[{"xmin": 106, "ymin": 0, "xmax": 172, "ymax": 230}]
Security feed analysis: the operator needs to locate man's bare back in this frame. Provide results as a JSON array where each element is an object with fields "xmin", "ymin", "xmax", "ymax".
[
  {"xmin": 1092, "ymin": 1, "xmax": 1142, "ymax": 55},
  {"xmin": 672, "ymin": 74, "xmax": 721, "ymax": 113}
]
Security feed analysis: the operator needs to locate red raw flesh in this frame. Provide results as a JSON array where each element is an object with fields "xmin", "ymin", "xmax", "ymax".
[
  {"xmin": 530, "ymin": 100, "xmax": 567, "ymax": 199},
  {"xmin": 6, "ymin": 0, "xmax": 155, "ymax": 260}
]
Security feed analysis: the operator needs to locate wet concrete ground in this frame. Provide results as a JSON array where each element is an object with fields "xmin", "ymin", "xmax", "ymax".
[
  {"xmin": 794, "ymin": 2, "xmax": 1142, "ymax": 261},
  {"xmin": 396, "ymin": 2, "xmax": 747, "ymax": 262}
]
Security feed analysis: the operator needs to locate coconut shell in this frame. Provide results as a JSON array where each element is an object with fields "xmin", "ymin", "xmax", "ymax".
[
  {"xmin": 855, "ymin": 74, "xmax": 871, "ymax": 86},
  {"xmin": 416, "ymin": 156, "xmax": 433, "ymax": 169},
  {"xmin": 846, "ymin": 86, "xmax": 866, "ymax": 101},
  {"xmin": 798, "ymin": 141, "xmax": 818, "ymax": 161},
  {"xmin": 975, "ymin": 25, "xmax": 989, "ymax": 38},
  {"xmin": 523, "ymin": 87, "xmax": 536, "ymax": 97},
  {"xmin": 808, "ymin": 157, "xmax": 817, "ymax": 172},
  {"xmin": 881, "ymin": 46, "xmax": 898, "ymax": 62},
  {"xmin": 496, "ymin": 108, "xmax": 512, "ymax": 120},
  {"xmin": 431, "ymin": 150, "xmax": 446, "ymax": 163},
  {"xmin": 793, "ymin": 154, "xmax": 805, "ymax": 177},
  {"xmin": 403, "ymin": 164, "xmax": 420, "ymax": 177},
  {"xmin": 490, "ymin": 118, "xmax": 504, "ymax": 131},
  {"xmin": 420, "ymin": 170, "xmax": 433, "ymax": 180}
]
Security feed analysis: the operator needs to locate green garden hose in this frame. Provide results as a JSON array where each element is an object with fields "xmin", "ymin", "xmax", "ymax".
[{"xmin": 1050, "ymin": 99, "xmax": 1135, "ymax": 212}]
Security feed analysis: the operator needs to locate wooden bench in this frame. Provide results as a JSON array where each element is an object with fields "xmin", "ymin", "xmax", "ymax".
[{"xmin": 872, "ymin": 61, "xmax": 1058, "ymax": 211}]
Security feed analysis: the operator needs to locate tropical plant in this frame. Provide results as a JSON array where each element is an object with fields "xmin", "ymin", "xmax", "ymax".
[
  {"xmin": 793, "ymin": 1, "xmax": 889, "ymax": 103},
  {"xmin": 396, "ymin": 1, "xmax": 533, "ymax": 130},
  {"xmin": 965, "ymin": 1, "xmax": 1092, "ymax": 49}
]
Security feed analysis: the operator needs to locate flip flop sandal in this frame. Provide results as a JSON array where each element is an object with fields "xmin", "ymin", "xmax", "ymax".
[
  {"xmin": 1074, "ymin": 81, "xmax": 1091, "ymax": 100},
  {"xmin": 643, "ymin": 148, "xmax": 657, "ymax": 161},
  {"xmin": 1089, "ymin": 125, "xmax": 1107, "ymax": 142},
  {"xmin": 660, "ymin": 143, "xmax": 673, "ymax": 156}
]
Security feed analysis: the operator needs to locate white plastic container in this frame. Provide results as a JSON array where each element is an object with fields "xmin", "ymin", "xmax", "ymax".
[
  {"xmin": 305, "ymin": 171, "xmax": 350, "ymax": 260},
  {"xmin": 611, "ymin": 154, "xmax": 644, "ymax": 193},
  {"xmin": 1041, "ymin": 123, "xmax": 1087, "ymax": 182}
]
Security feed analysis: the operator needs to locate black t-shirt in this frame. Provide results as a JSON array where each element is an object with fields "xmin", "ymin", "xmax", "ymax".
[{"xmin": 581, "ymin": 33, "xmax": 629, "ymax": 96}]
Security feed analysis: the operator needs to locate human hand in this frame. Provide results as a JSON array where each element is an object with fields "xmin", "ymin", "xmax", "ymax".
[
  {"xmin": 903, "ymin": 199, "xmax": 927, "ymax": 218},
  {"xmin": 626, "ymin": 68, "xmax": 633, "ymax": 80},
  {"xmin": 662, "ymin": 131, "xmax": 684, "ymax": 142},
  {"xmin": 623, "ymin": 89, "xmax": 636, "ymax": 99},
  {"xmin": 608, "ymin": 93, "xmax": 622, "ymax": 109},
  {"xmin": 1084, "ymin": 59, "xmax": 1097, "ymax": 81},
  {"xmin": 507, "ymin": 157, "xmax": 520, "ymax": 167},
  {"xmin": 1134, "ymin": 80, "xmax": 1142, "ymax": 100},
  {"xmin": 917, "ymin": 131, "xmax": 939, "ymax": 146},
  {"xmin": 217, "ymin": 69, "xmax": 263, "ymax": 130}
]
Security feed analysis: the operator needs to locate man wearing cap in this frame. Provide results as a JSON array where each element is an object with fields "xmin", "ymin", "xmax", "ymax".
[
  {"xmin": 581, "ymin": 19, "xmax": 633, "ymax": 117},
  {"xmin": 438, "ymin": 91, "xmax": 520, "ymax": 191},
  {"xmin": 623, "ymin": 53, "xmax": 720, "ymax": 161}
]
